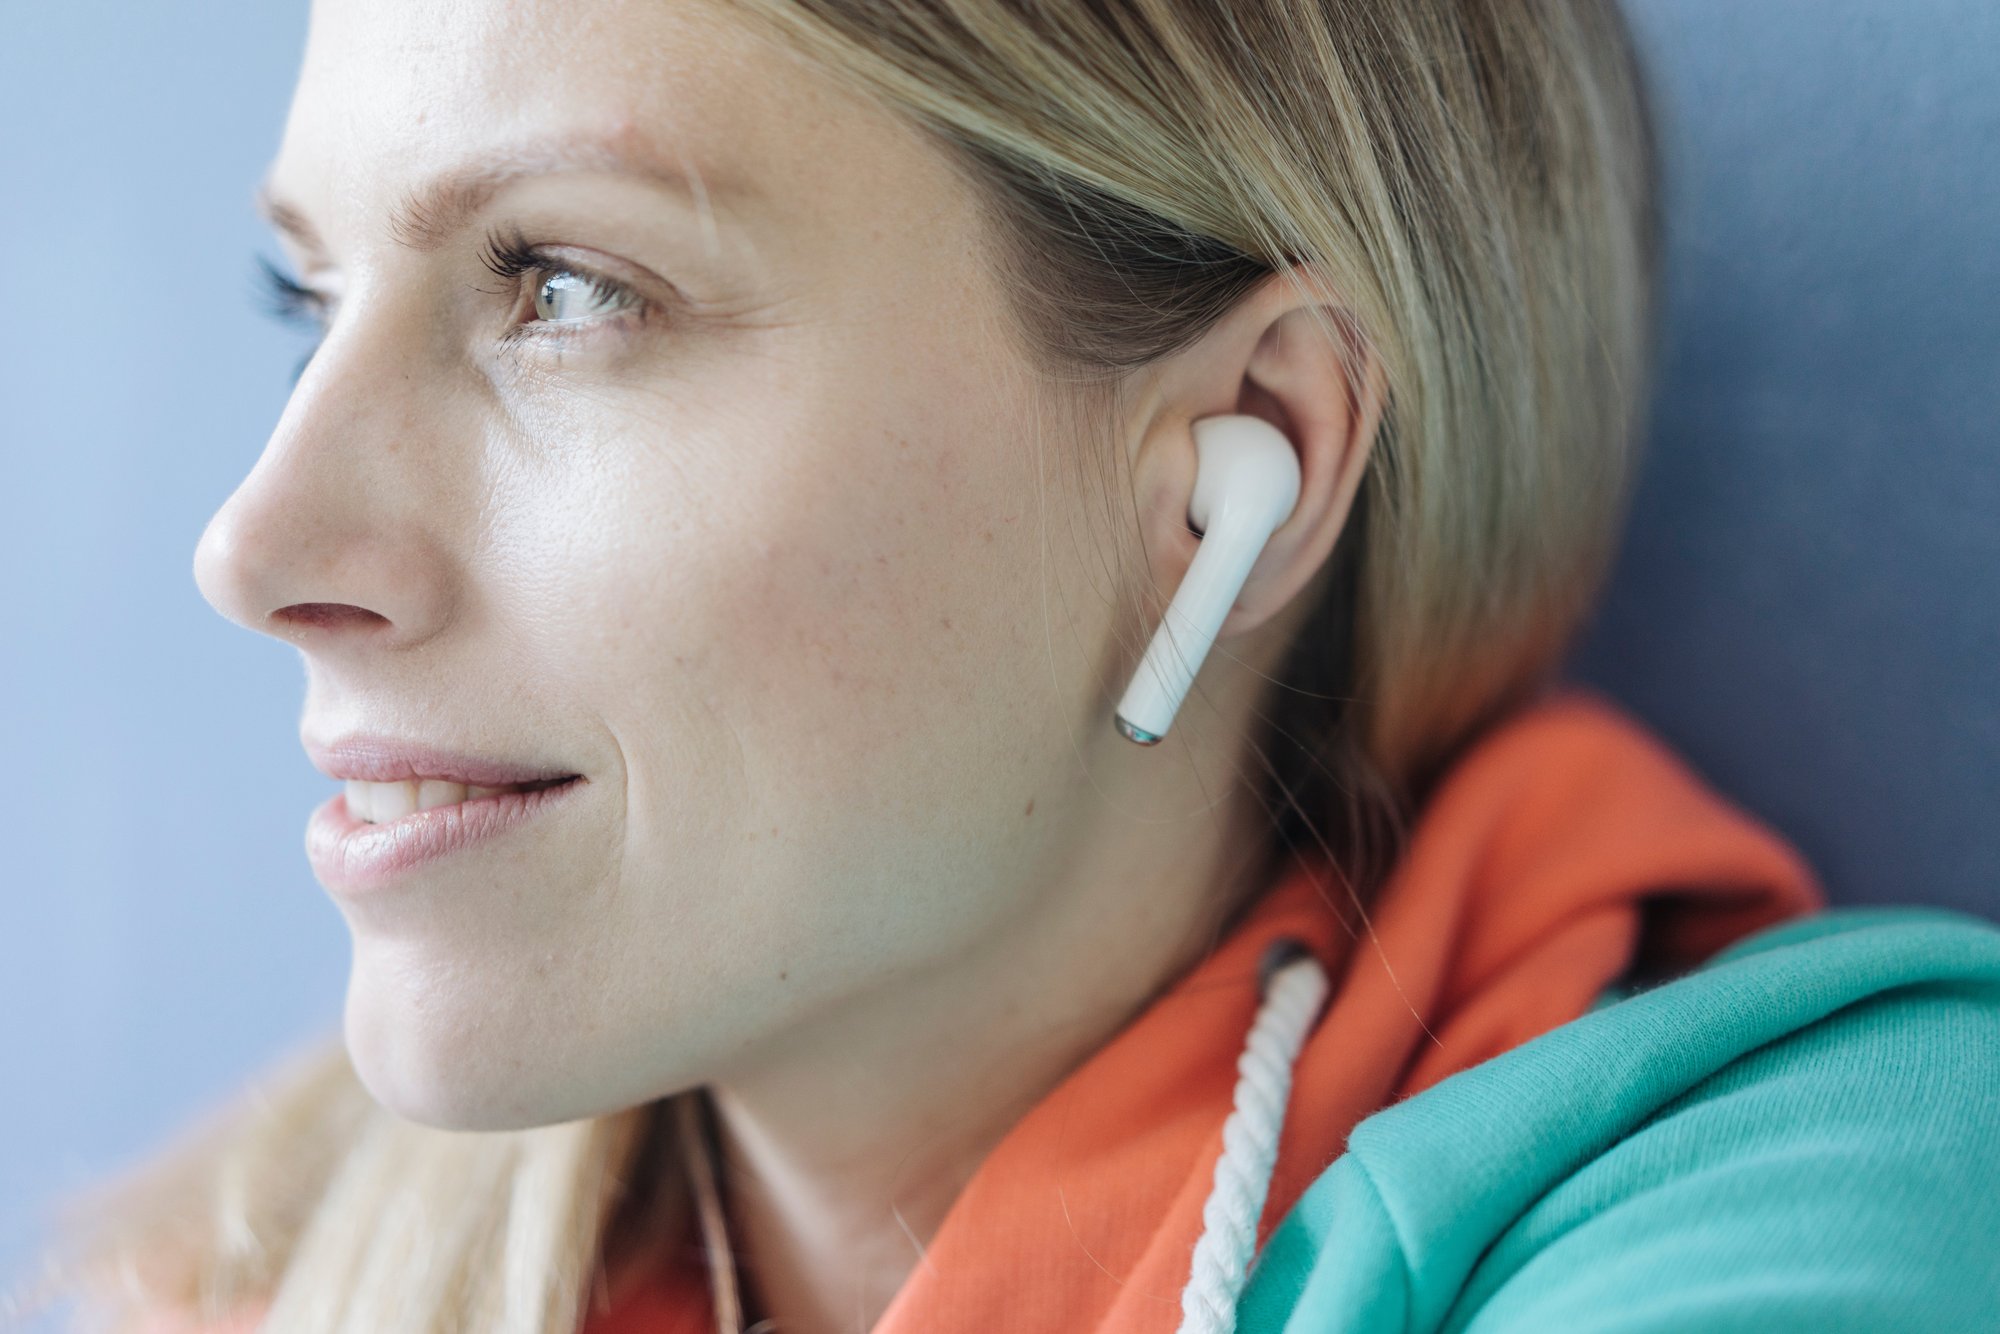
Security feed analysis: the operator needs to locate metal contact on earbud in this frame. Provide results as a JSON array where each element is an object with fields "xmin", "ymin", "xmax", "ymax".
[{"xmin": 1115, "ymin": 715, "xmax": 1165, "ymax": 745}]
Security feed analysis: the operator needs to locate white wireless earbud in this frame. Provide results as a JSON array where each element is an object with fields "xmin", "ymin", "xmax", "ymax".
[{"xmin": 1115, "ymin": 413, "xmax": 1301, "ymax": 745}]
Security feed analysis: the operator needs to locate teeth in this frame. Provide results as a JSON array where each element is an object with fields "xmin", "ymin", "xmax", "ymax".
[
  {"xmin": 344, "ymin": 778, "xmax": 520, "ymax": 824},
  {"xmin": 417, "ymin": 780, "xmax": 469, "ymax": 812},
  {"xmin": 372, "ymin": 781, "xmax": 417, "ymax": 822}
]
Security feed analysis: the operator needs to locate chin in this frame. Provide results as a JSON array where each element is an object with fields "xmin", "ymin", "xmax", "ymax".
[
  {"xmin": 340, "ymin": 974, "xmax": 560, "ymax": 1132},
  {"xmin": 339, "ymin": 966, "xmax": 703, "ymax": 1133}
]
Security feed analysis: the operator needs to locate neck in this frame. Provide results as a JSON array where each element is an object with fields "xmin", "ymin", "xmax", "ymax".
[{"xmin": 701, "ymin": 791, "xmax": 1282, "ymax": 1334}]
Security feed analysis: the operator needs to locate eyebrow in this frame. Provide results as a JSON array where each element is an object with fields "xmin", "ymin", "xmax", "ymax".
[{"xmin": 254, "ymin": 135, "xmax": 740, "ymax": 256}]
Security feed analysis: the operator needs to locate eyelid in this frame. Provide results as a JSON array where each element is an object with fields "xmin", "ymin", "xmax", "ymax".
[{"xmin": 480, "ymin": 229, "xmax": 653, "ymax": 305}]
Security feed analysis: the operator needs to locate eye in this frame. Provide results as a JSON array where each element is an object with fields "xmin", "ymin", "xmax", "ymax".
[
  {"xmin": 531, "ymin": 268, "xmax": 637, "ymax": 324},
  {"xmin": 252, "ymin": 253, "xmax": 332, "ymax": 383},
  {"xmin": 478, "ymin": 226, "xmax": 649, "ymax": 338}
]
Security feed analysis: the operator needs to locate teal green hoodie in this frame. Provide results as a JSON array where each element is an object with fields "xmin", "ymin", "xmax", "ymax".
[{"xmin": 1237, "ymin": 907, "xmax": 2000, "ymax": 1332}]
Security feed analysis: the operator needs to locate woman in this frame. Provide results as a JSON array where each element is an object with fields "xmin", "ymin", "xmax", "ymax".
[{"xmin": 20, "ymin": 0, "xmax": 1998, "ymax": 1330}]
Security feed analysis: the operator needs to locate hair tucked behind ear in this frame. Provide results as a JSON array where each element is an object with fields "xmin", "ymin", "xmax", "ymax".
[
  {"xmin": 739, "ymin": 0, "xmax": 1659, "ymax": 896},
  {"xmin": 13, "ymin": 2, "xmax": 1657, "ymax": 1330}
]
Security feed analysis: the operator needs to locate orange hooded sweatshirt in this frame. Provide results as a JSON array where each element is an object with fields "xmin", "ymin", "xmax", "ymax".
[{"xmin": 582, "ymin": 686, "xmax": 1823, "ymax": 1333}]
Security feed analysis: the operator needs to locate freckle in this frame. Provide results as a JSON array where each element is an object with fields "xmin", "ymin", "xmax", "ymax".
[
  {"xmin": 1024, "ymin": 796, "xmax": 1035, "ymax": 817},
  {"xmin": 770, "ymin": 825, "xmax": 779, "ymax": 837},
  {"xmin": 779, "ymin": 970, "xmax": 789, "ymax": 981}
]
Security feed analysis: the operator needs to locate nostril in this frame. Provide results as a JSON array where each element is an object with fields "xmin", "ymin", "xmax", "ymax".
[{"xmin": 273, "ymin": 602, "xmax": 391, "ymax": 632}]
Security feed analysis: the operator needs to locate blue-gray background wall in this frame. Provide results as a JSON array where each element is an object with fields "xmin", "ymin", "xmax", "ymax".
[{"xmin": 3, "ymin": 0, "xmax": 1995, "ymax": 1323}]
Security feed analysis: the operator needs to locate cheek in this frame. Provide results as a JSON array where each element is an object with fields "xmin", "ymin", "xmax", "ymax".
[
  {"xmin": 708, "ymin": 400, "xmax": 1055, "ymax": 823},
  {"xmin": 407, "ymin": 331, "xmax": 1116, "ymax": 1121},
  {"xmin": 504, "ymin": 357, "xmax": 1060, "ymax": 831}
]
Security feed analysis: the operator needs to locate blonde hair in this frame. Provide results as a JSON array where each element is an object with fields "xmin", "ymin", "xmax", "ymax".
[{"xmin": 11, "ymin": 1, "xmax": 1658, "ymax": 1330}]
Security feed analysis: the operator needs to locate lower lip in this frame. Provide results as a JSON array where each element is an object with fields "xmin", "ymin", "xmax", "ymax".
[{"xmin": 305, "ymin": 779, "xmax": 583, "ymax": 895}]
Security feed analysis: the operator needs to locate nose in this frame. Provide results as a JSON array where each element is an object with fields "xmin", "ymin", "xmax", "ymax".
[{"xmin": 194, "ymin": 334, "xmax": 459, "ymax": 654}]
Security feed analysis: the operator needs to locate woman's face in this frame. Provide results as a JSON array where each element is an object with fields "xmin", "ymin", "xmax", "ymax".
[{"xmin": 196, "ymin": 0, "xmax": 1234, "ymax": 1129}]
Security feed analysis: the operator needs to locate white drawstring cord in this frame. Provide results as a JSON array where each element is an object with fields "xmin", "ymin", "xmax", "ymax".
[{"xmin": 1175, "ymin": 937, "xmax": 1331, "ymax": 1334}]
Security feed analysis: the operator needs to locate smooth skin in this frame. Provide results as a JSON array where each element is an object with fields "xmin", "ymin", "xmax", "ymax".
[{"xmin": 193, "ymin": 1, "xmax": 1384, "ymax": 1329}]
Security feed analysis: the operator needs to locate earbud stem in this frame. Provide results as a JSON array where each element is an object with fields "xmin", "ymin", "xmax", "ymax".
[
  {"xmin": 1114, "ymin": 522, "xmax": 1265, "ymax": 743},
  {"xmin": 1114, "ymin": 414, "xmax": 1301, "ymax": 745}
]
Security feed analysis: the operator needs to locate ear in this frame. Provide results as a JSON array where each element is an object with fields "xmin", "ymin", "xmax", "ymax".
[{"xmin": 1127, "ymin": 266, "xmax": 1386, "ymax": 641}]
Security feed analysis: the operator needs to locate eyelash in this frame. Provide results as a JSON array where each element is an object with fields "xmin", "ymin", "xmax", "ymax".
[
  {"xmin": 250, "ymin": 232, "xmax": 652, "ymax": 383},
  {"xmin": 254, "ymin": 254, "xmax": 326, "ymax": 383}
]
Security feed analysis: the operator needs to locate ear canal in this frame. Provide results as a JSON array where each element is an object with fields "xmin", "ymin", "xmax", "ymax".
[{"xmin": 1115, "ymin": 414, "xmax": 1302, "ymax": 744}]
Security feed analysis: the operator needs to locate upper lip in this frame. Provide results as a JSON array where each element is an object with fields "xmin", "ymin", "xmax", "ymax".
[{"xmin": 303, "ymin": 734, "xmax": 581, "ymax": 787}]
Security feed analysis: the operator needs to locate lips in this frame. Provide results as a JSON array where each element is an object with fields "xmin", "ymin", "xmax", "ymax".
[
  {"xmin": 302, "ymin": 734, "xmax": 584, "ymax": 895},
  {"xmin": 341, "ymin": 774, "xmax": 574, "ymax": 824},
  {"xmin": 304, "ymin": 735, "xmax": 578, "ymax": 788}
]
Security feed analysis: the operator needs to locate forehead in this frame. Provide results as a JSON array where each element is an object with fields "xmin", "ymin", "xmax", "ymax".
[{"xmin": 270, "ymin": 0, "xmax": 965, "ymax": 252}]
